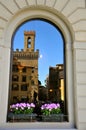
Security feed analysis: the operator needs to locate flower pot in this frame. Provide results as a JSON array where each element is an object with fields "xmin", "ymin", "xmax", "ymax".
[
  {"xmin": 8, "ymin": 113, "xmax": 37, "ymax": 122},
  {"xmin": 42, "ymin": 114, "xmax": 64, "ymax": 122}
]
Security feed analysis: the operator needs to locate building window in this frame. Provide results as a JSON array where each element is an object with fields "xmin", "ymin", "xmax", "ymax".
[
  {"xmin": 12, "ymin": 75, "xmax": 19, "ymax": 81},
  {"xmin": 22, "ymin": 67, "xmax": 26, "ymax": 73},
  {"xmin": 22, "ymin": 76, "xmax": 26, "ymax": 82},
  {"xmin": 21, "ymin": 84, "xmax": 27, "ymax": 91},
  {"xmin": 12, "ymin": 65, "xmax": 19, "ymax": 72},
  {"xmin": 12, "ymin": 84, "xmax": 19, "ymax": 90}
]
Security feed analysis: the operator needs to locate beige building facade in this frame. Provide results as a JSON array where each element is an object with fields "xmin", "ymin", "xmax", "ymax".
[
  {"xmin": 0, "ymin": 0, "xmax": 86, "ymax": 130},
  {"xmin": 11, "ymin": 31, "xmax": 39, "ymax": 103}
]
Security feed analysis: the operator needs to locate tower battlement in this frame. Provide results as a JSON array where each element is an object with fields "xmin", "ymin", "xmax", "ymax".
[
  {"xmin": 13, "ymin": 50, "xmax": 39, "ymax": 59},
  {"xmin": 24, "ymin": 31, "xmax": 35, "ymax": 36}
]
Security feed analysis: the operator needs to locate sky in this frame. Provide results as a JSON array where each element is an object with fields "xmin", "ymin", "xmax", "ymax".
[{"xmin": 13, "ymin": 20, "xmax": 64, "ymax": 86}]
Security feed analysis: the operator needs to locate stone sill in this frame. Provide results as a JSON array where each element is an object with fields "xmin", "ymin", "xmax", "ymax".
[
  {"xmin": 0, "ymin": 128, "xmax": 77, "ymax": 130},
  {"xmin": 0, "ymin": 122, "xmax": 77, "ymax": 130}
]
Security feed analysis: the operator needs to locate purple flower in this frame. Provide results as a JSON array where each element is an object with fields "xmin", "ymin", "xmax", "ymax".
[
  {"xmin": 26, "ymin": 103, "xmax": 30, "ymax": 107},
  {"xmin": 9, "ymin": 102, "xmax": 35, "ymax": 114},
  {"xmin": 30, "ymin": 103, "xmax": 35, "ymax": 108},
  {"xmin": 41, "ymin": 103, "xmax": 61, "ymax": 115}
]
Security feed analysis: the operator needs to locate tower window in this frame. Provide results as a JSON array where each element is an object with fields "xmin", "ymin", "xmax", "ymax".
[{"xmin": 28, "ymin": 37, "xmax": 31, "ymax": 48}]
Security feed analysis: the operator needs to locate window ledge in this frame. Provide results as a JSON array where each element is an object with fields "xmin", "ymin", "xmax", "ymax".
[{"xmin": 0, "ymin": 122, "xmax": 77, "ymax": 130}]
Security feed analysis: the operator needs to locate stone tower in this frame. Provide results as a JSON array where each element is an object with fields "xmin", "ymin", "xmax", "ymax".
[
  {"xmin": 24, "ymin": 31, "xmax": 35, "ymax": 52},
  {"xmin": 11, "ymin": 31, "xmax": 39, "ymax": 103}
]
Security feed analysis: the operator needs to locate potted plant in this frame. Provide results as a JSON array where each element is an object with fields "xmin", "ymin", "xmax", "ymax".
[
  {"xmin": 41, "ymin": 103, "xmax": 63, "ymax": 122},
  {"xmin": 8, "ymin": 102, "xmax": 37, "ymax": 122}
]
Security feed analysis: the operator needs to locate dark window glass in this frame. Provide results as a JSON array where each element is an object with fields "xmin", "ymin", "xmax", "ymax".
[
  {"xmin": 12, "ymin": 65, "xmax": 18, "ymax": 72},
  {"xmin": 22, "ymin": 76, "xmax": 26, "ymax": 82},
  {"xmin": 21, "ymin": 84, "xmax": 27, "ymax": 91}
]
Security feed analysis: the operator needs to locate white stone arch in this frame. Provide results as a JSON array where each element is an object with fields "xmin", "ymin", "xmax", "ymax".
[
  {"xmin": 0, "ymin": 6, "xmax": 75, "ymax": 129},
  {"xmin": 4, "ymin": 6, "xmax": 74, "ymax": 48}
]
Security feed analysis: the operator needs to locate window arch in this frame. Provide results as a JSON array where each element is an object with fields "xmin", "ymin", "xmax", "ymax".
[
  {"xmin": 8, "ymin": 19, "xmax": 69, "ymax": 123},
  {"xmin": 3, "ymin": 8, "xmax": 74, "ymax": 129}
]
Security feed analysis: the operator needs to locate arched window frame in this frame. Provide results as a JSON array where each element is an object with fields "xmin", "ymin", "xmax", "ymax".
[{"xmin": 2, "ymin": 8, "xmax": 75, "ymax": 129}]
